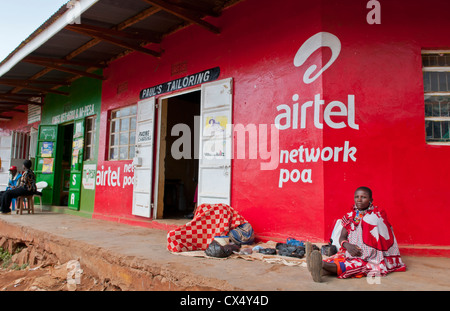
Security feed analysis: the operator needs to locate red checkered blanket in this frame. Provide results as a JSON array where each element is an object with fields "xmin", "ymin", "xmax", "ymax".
[{"xmin": 167, "ymin": 203, "xmax": 248, "ymax": 252}]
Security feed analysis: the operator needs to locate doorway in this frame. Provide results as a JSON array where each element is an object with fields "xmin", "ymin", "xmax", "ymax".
[
  {"xmin": 156, "ymin": 90, "xmax": 200, "ymax": 219},
  {"xmin": 58, "ymin": 122, "xmax": 74, "ymax": 206}
]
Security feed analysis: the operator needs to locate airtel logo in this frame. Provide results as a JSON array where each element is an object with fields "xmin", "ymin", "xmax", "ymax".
[{"xmin": 293, "ymin": 32, "xmax": 341, "ymax": 84}]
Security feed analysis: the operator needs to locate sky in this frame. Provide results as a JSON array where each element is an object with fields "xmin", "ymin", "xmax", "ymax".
[{"xmin": 0, "ymin": 0, "xmax": 68, "ymax": 62}]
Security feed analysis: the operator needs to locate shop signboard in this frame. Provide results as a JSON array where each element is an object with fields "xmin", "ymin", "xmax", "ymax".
[{"xmin": 139, "ymin": 67, "xmax": 220, "ymax": 99}]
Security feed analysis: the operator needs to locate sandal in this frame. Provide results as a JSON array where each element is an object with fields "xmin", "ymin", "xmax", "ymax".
[{"xmin": 309, "ymin": 250, "xmax": 323, "ymax": 283}]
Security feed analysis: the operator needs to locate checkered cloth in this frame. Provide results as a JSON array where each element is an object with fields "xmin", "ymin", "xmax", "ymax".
[{"xmin": 167, "ymin": 203, "xmax": 248, "ymax": 252}]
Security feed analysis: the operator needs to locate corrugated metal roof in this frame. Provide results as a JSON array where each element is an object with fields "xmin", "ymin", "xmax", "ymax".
[
  {"xmin": 0, "ymin": 0, "xmax": 243, "ymax": 118},
  {"xmin": 0, "ymin": 1, "xmax": 70, "ymax": 68}
]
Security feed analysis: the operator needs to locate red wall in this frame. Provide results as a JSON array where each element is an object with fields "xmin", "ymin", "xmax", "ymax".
[
  {"xmin": 321, "ymin": 0, "xmax": 450, "ymax": 246},
  {"xmin": 0, "ymin": 106, "xmax": 39, "ymax": 134},
  {"xmin": 94, "ymin": 0, "xmax": 450, "ymax": 247}
]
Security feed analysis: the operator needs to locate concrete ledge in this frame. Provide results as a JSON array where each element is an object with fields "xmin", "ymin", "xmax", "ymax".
[{"xmin": 1, "ymin": 212, "xmax": 450, "ymax": 291}]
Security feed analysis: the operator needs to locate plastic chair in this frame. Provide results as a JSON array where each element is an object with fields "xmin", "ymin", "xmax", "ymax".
[{"xmin": 34, "ymin": 181, "xmax": 48, "ymax": 209}]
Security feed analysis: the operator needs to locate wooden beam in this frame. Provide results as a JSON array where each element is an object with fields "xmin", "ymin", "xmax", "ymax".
[
  {"xmin": 0, "ymin": 78, "xmax": 70, "ymax": 86},
  {"xmin": 66, "ymin": 23, "xmax": 162, "ymax": 43},
  {"xmin": 0, "ymin": 81, "xmax": 68, "ymax": 96},
  {"xmin": 65, "ymin": 25, "xmax": 161, "ymax": 58},
  {"xmin": 0, "ymin": 108, "xmax": 25, "ymax": 113},
  {"xmin": 0, "ymin": 102, "xmax": 21, "ymax": 106},
  {"xmin": 24, "ymin": 56, "xmax": 107, "ymax": 69},
  {"xmin": 63, "ymin": 7, "xmax": 162, "ymax": 62},
  {"xmin": 171, "ymin": 2, "xmax": 221, "ymax": 18},
  {"xmin": 0, "ymin": 93, "xmax": 43, "ymax": 98},
  {"xmin": 0, "ymin": 95, "xmax": 43, "ymax": 104},
  {"xmin": 116, "ymin": 6, "xmax": 161, "ymax": 29},
  {"xmin": 9, "ymin": 7, "xmax": 162, "ymax": 95},
  {"xmin": 143, "ymin": 0, "xmax": 220, "ymax": 34},
  {"xmin": 23, "ymin": 58, "xmax": 105, "ymax": 80},
  {"xmin": 0, "ymin": 98, "xmax": 43, "ymax": 106}
]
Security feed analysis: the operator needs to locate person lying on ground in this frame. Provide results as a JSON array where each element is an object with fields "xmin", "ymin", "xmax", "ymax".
[
  {"xmin": 0, "ymin": 160, "xmax": 37, "ymax": 215},
  {"xmin": 307, "ymin": 186, "xmax": 406, "ymax": 282}
]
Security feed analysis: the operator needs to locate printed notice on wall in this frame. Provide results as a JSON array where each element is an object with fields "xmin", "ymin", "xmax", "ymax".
[
  {"xmin": 28, "ymin": 105, "xmax": 41, "ymax": 124},
  {"xmin": 137, "ymin": 121, "xmax": 153, "ymax": 143},
  {"xmin": 82, "ymin": 164, "xmax": 96, "ymax": 190}
]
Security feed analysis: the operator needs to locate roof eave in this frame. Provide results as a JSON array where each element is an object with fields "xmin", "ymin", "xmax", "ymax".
[{"xmin": 0, "ymin": 0, "xmax": 99, "ymax": 78}]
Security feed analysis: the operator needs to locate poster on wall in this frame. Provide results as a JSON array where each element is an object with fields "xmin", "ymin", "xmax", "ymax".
[
  {"xmin": 82, "ymin": 164, "xmax": 96, "ymax": 190},
  {"xmin": 41, "ymin": 142, "xmax": 54, "ymax": 158},
  {"xmin": 74, "ymin": 121, "xmax": 83, "ymax": 138},
  {"xmin": 71, "ymin": 138, "xmax": 84, "ymax": 166},
  {"xmin": 202, "ymin": 114, "xmax": 229, "ymax": 160},
  {"xmin": 42, "ymin": 158, "xmax": 54, "ymax": 174},
  {"xmin": 203, "ymin": 115, "xmax": 227, "ymax": 137}
]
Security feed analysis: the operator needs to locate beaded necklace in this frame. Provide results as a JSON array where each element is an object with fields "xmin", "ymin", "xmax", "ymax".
[{"xmin": 353, "ymin": 204, "xmax": 373, "ymax": 225}]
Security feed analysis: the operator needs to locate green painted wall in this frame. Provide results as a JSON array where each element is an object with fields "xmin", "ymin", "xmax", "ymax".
[{"xmin": 40, "ymin": 73, "xmax": 102, "ymax": 216}]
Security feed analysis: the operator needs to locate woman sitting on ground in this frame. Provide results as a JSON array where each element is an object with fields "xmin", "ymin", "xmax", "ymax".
[
  {"xmin": 307, "ymin": 186, "xmax": 406, "ymax": 282},
  {"xmin": 0, "ymin": 160, "xmax": 37, "ymax": 214}
]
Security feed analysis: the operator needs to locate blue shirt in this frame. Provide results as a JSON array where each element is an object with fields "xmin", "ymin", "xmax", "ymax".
[{"xmin": 7, "ymin": 173, "xmax": 22, "ymax": 189}]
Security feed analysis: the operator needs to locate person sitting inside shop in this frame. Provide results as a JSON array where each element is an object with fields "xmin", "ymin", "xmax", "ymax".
[
  {"xmin": 307, "ymin": 186, "xmax": 406, "ymax": 282},
  {"xmin": 0, "ymin": 160, "xmax": 37, "ymax": 215},
  {"xmin": 6, "ymin": 165, "xmax": 22, "ymax": 191}
]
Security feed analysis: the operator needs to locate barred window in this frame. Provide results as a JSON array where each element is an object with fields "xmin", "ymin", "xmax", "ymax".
[
  {"xmin": 422, "ymin": 51, "xmax": 450, "ymax": 144},
  {"xmin": 109, "ymin": 105, "xmax": 137, "ymax": 160}
]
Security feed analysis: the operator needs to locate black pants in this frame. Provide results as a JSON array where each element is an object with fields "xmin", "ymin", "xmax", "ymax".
[{"xmin": 0, "ymin": 187, "xmax": 34, "ymax": 213}]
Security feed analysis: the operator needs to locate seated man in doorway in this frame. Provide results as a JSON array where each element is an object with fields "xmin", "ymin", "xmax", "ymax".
[{"xmin": 0, "ymin": 160, "xmax": 37, "ymax": 214}]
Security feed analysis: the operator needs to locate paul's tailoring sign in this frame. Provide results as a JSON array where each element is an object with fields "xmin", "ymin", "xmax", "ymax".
[{"xmin": 140, "ymin": 67, "xmax": 220, "ymax": 99}]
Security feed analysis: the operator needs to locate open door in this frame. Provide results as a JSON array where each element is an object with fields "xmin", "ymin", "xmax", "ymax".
[
  {"xmin": 68, "ymin": 119, "xmax": 85, "ymax": 210},
  {"xmin": 197, "ymin": 78, "xmax": 233, "ymax": 205},
  {"xmin": 35, "ymin": 125, "xmax": 58, "ymax": 205},
  {"xmin": 132, "ymin": 97, "xmax": 155, "ymax": 218}
]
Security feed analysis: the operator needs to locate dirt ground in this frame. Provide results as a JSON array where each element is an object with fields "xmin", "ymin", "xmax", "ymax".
[
  {"xmin": 0, "ymin": 265, "xmax": 101, "ymax": 291},
  {"xmin": 0, "ymin": 260, "xmax": 120, "ymax": 291},
  {"xmin": 0, "ymin": 236, "xmax": 121, "ymax": 291}
]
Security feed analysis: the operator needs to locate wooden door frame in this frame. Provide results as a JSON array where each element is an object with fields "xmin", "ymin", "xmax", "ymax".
[{"xmin": 153, "ymin": 87, "xmax": 201, "ymax": 219}]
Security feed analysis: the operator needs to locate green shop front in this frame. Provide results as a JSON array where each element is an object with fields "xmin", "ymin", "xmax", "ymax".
[{"xmin": 35, "ymin": 77, "xmax": 101, "ymax": 216}]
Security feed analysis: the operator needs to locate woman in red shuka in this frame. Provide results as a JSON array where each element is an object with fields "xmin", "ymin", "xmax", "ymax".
[{"xmin": 308, "ymin": 186, "xmax": 406, "ymax": 282}]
